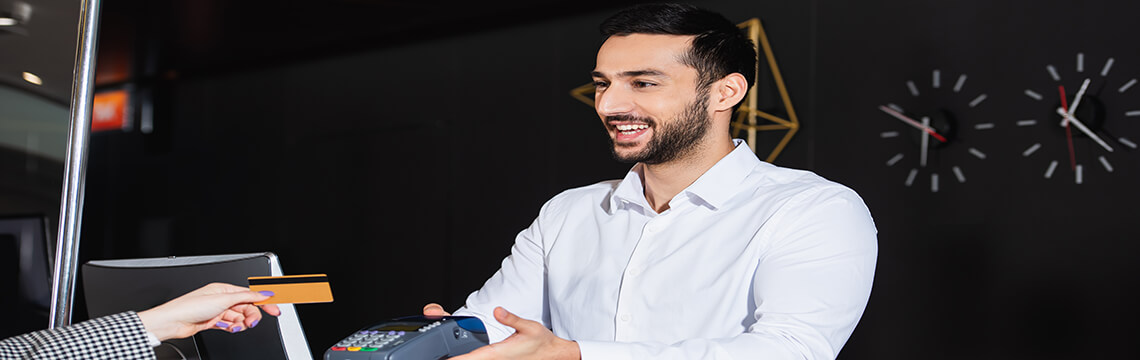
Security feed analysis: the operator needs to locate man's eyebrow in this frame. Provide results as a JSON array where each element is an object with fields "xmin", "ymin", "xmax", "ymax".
[{"xmin": 591, "ymin": 69, "xmax": 668, "ymax": 78}]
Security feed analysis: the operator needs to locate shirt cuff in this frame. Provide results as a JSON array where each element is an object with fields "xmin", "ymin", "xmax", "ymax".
[{"xmin": 145, "ymin": 330, "xmax": 162, "ymax": 347}]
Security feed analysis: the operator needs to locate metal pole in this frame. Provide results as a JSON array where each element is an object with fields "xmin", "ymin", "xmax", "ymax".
[{"xmin": 49, "ymin": 0, "xmax": 102, "ymax": 328}]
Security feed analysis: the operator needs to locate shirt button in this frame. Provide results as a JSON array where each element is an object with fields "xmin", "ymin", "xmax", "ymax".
[
  {"xmin": 628, "ymin": 267, "xmax": 641, "ymax": 277},
  {"xmin": 619, "ymin": 313, "xmax": 632, "ymax": 322}
]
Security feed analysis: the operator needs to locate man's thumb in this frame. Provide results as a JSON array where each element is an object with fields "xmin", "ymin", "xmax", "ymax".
[{"xmin": 493, "ymin": 307, "xmax": 521, "ymax": 328}]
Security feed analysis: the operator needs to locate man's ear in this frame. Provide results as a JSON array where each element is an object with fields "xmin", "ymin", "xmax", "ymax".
[{"xmin": 711, "ymin": 73, "xmax": 749, "ymax": 112}]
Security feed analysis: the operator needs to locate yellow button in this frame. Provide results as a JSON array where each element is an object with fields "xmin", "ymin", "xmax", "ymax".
[{"xmin": 348, "ymin": 347, "xmax": 361, "ymax": 351}]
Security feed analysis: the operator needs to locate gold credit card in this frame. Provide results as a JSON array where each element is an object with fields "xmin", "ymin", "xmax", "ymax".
[{"xmin": 248, "ymin": 274, "xmax": 334, "ymax": 305}]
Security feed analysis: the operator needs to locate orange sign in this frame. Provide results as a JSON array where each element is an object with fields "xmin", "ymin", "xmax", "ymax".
[{"xmin": 92, "ymin": 89, "xmax": 129, "ymax": 132}]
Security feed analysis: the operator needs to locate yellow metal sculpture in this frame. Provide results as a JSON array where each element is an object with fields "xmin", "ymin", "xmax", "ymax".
[{"xmin": 570, "ymin": 18, "xmax": 800, "ymax": 163}]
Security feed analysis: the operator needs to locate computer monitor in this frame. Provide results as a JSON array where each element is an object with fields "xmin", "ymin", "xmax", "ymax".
[
  {"xmin": 0, "ymin": 214, "xmax": 52, "ymax": 339},
  {"xmin": 82, "ymin": 252, "xmax": 313, "ymax": 360}
]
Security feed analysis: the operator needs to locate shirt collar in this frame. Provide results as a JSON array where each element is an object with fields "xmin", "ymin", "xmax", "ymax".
[
  {"xmin": 609, "ymin": 163, "xmax": 651, "ymax": 214},
  {"xmin": 683, "ymin": 139, "xmax": 762, "ymax": 210},
  {"xmin": 608, "ymin": 139, "xmax": 762, "ymax": 213}
]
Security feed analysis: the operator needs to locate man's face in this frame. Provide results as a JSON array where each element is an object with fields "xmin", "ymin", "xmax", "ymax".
[{"xmin": 591, "ymin": 34, "xmax": 711, "ymax": 164}]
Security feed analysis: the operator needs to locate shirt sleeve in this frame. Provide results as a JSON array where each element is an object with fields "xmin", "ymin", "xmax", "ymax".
[
  {"xmin": 0, "ymin": 311, "xmax": 157, "ymax": 360},
  {"xmin": 577, "ymin": 186, "xmax": 878, "ymax": 360},
  {"xmin": 453, "ymin": 203, "xmax": 552, "ymax": 343}
]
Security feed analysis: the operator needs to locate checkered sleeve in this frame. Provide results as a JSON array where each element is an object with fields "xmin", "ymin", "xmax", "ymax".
[{"xmin": 0, "ymin": 311, "xmax": 156, "ymax": 359}]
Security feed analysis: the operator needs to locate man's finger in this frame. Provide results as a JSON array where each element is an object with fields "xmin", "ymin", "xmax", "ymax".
[{"xmin": 423, "ymin": 303, "xmax": 451, "ymax": 316}]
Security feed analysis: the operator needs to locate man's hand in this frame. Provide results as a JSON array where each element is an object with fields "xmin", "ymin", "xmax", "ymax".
[
  {"xmin": 452, "ymin": 307, "xmax": 581, "ymax": 360},
  {"xmin": 137, "ymin": 282, "xmax": 282, "ymax": 341}
]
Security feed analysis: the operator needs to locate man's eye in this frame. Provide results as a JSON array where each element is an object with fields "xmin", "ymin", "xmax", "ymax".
[
  {"xmin": 633, "ymin": 81, "xmax": 656, "ymax": 88},
  {"xmin": 593, "ymin": 81, "xmax": 609, "ymax": 89}
]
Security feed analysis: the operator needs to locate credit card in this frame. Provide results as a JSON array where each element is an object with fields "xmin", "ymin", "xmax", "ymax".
[{"xmin": 248, "ymin": 274, "xmax": 334, "ymax": 305}]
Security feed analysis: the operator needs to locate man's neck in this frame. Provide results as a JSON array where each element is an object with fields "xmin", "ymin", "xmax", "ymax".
[{"xmin": 641, "ymin": 137, "xmax": 736, "ymax": 213}]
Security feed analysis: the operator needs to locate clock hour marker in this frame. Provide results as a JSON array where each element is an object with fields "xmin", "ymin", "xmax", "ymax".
[
  {"xmin": 886, "ymin": 153, "xmax": 904, "ymax": 166},
  {"xmin": 931, "ymin": 173, "xmax": 939, "ymax": 193},
  {"xmin": 968, "ymin": 148, "xmax": 987, "ymax": 159},
  {"xmin": 974, "ymin": 123, "xmax": 994, "ymax": 130},
  {"xmin": 907, "ymin": 81, "xmax": 920, "ymax": 97},
  {"xmin": 880, "ymin": 131, "xmax": 899, "ymax": 138},
  {"xmin": 1047, "ymin": 65, "xmax": 1061, "ymax": 81},
  {"xmin": 1077, "ymin": 53, "xmax": 1085, "ymax": 72},
  {"xmin": 1119, "ymin": 78, "xmax": 1137, "ymax": 93},
  {"xmin": 905, "ymin": 168, "xmax": 918, "ymax": 186},
  {"xmin": 1075, "ymin": 164, "xmax": 1083, "ymax": 184},
  {"xmin": 969, "ymin": 94, "xmax": 988, "ymax": 108},
  {"xmin": 953, "ymin": 74, "xmax": 967, "ymax": 93},
  {"xmin": 1044, "ymin": 160, "xmax": 1058, "ymax": 179},
  {"xmin": 1024, "ymin": 89, "xmax": 1043, "ymax": 100},
  {"xmin": 933, "ymin": 70, "xmax": 941, "ymax": 88},
  {"xmin": 1125, "ymin": 110, "xmax": 1140, "ymax": 117},
  {"xmin": 1101, "ymin": 58, "xmax": 1115, "ymax": 77},
  {"xmin": 1017, "ymin": 120, "xmax": 1037, "ymax": 126},
  {"xmin": 952, "ymin": 166, "xmax": 966, "ymax": 183},
  {"xmin": 1099, "ymin": 156, "xmax": 1114, "ymax": 172},
  {"xmin": 1023, "ymin": 143, "xmax": 1042, "ymax": 156},
  {"xmin": 887, "ymin": 103, "xmax": 904, "ymax": 112},
  {"xmin": 920, "ymin": 116, "xmax": 930, "ymax": 167},
  {"xmin": 1120, "ymin": 137, "xmax": 1138, "ymax": 149}
]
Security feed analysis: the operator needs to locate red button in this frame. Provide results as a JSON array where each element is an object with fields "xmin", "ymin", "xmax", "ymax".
[{"xmin": 330, "ymin": 347, "xmax": 346, "ymax": 351}]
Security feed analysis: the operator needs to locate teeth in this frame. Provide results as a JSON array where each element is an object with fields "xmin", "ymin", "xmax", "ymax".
[{"xmin": 615, "ymin": 124, "xmax": 649, "ymax": 131}]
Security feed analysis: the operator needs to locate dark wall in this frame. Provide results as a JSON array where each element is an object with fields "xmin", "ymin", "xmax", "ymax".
[{"xmin": 79, "ymin": 0, "xmax": 1140, "ymax": 359}]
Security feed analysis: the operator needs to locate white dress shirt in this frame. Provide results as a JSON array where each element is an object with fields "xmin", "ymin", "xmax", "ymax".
[{"xmin": 455, "ymin": 139, "xmax": 878, "ymax": 359}]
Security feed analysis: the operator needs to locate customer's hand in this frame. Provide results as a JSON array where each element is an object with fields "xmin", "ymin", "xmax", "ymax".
[{"xmin": 137, "ymin": 282, "xmax": 281, "ymax": 341}]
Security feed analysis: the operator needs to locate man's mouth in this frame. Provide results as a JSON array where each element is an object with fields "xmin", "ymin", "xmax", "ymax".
[{"xmin": 615, "ymin": 123, "xmax": 650, "ymax": 135}]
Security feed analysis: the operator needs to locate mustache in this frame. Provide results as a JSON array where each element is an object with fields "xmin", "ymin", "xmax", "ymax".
[{"xmin": 604, "ymin": 114, "xmax": 656, "ymax": 126}]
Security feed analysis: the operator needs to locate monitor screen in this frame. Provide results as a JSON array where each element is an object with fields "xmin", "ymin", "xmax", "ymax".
[
  {"xmin": 0, "ymin": 214, "xmax": 52, "ymax": 339},
  {"xmin": 82, "ymin": 252, "xmax": 313, "ymax": 360}
]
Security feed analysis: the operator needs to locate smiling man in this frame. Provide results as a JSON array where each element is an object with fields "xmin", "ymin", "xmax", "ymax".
[{"xmin": 424, "ymin": 3, "xmax": 878, "ymax": 360}]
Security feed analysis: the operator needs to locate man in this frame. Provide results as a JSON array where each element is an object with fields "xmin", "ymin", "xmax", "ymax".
[
  {"xmin": 0, "ymin": 283, "xmax": 278, "ymax": 359},
  {"xmin": 424, "ymin": 3, "xmax": 877, "ymax": 359}
]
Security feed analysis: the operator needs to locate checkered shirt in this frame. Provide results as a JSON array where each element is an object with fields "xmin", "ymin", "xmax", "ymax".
[{"xmin": 0, "ymin": 311, "xmax": 155, "ymax": 359}]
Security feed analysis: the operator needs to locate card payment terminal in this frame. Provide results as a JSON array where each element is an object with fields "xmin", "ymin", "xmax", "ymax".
[{"xmin": 325, "ymin": 316, "xmax": 488, "ymax": 360}]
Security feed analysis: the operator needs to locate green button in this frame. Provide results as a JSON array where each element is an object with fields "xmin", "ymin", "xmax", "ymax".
[{"xmin": 361, "ymin": 348, "xmax": 379, "ymax": 352}]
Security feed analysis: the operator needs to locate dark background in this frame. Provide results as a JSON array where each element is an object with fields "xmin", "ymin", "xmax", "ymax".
[{"xmin": 5, "ymin": 0, "xmax": 1140, "ymax": 358}]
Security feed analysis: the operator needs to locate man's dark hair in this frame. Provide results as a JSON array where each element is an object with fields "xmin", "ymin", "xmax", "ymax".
[{"xmin": 600, "ymin": 3, "xmax": 757, "ymax": 103}]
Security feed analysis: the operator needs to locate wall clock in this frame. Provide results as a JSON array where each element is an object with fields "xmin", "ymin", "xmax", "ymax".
[
  {"xmin": 1014, "ymin": 52, "xmax": 1139, "ymax": 184},
  {"xmin": 877, "ymin": 69, "xmax": 995, "ymax": 193}
]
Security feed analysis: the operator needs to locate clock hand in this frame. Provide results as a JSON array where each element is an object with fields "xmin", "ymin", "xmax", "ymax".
[
  {"xmin": 878, "ymin": 105, "xmax": 948, "ymax": 143},
  {"xmin": 1058, "ymin": 78, "xmax": 1092, "ymax": 126},
  {"xmin": 1054, "ymin": 107, "xmax": 1114, "ymax": 152},
  {"xmin": 1059, "ymin": 85, "xmax": 1077, "ymax": 170}
]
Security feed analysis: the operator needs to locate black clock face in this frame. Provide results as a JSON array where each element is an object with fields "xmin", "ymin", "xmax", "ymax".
[
  {"xmin": 1014, "ymin": 53, "xmax": 1139, "ymax": 184},
  {"xmin": 878, "ymin": 69, "xmax": 995, "ymax": 193}
]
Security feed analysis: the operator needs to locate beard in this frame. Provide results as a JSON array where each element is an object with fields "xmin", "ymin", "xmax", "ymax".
[{"xmin": 607, "ymin": 92, "xmax": 712, "ymax": 165}]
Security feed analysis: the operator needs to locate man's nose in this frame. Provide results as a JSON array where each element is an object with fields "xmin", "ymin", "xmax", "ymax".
[{"xmin": 595, "ymin": 86, "xmax": 634, "ymax": 116}]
